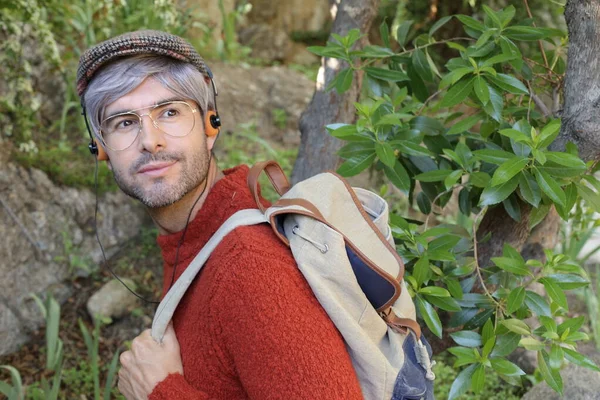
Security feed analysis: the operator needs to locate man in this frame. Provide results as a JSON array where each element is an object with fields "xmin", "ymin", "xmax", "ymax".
[{"xmin": 76, "ymin": 30, "xmax": 363, "ymax": 399}]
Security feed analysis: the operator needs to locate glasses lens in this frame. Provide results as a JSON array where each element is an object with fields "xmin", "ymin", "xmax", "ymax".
[
  {"xmin": 101, "ymin": 113, "xmax": 140, "ymax": 151},
  {"xmin": 100, "ymin": 102, "xmax": 196, "ymax": 151},
  {"xmin": 151, "ymin": 102, "xmax": 195, "ymax": 137}
]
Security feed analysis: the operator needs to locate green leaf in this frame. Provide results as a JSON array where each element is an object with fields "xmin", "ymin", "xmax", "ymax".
[
  {"xmin": 501, "ymin": 318, "xmax": 531, "ymax": 335},
  {"xmin": 416, "ymin": 296, "xmax": 443, "ymax": 338},
  {"xmin": 491, "ymin": 157, "xmax": 529, "ymax": 186},
  {"xmin": 519, "ymin": 337, "xmax": 545, "ymax": 351},
  {"xmin": 504, "ymin": 26, "xmax": 560, "ymax": 41},
  {"xmin": 456, "ymin": 15, "xmax": 485, "ymax": 32},
  {"xmin": 445, "ymin": 170, "xmax": 463, "ymax": 189},
  {"xmin": 338, "ymin": 142, "xmax": 376, "ymax": 159},
  {"xmin": 337, "ymin": 152, "xmax": 376, "ymax": 177},
  {"xmin": 490, "ymin": 358, "xmax": 525, "ymax": 376},
  {"xmin": 539, "ymin": 277, "xmax": 568, "ymax": 309},
  {"xmin": 549, "ymin": 344, "xmax": 564, "ymax": 370},
  {"xmin": 479, "ymin": 175, "xmax": 519, "ymax": 206},
  {"xmin": 577, "ymin": 183, "xmax": 600, "ymax": 213},
  {"xmin": 557, "ymin": 183, "xmax": 578, "ymax": 219},
  {"xmin": 481, "ymin": 53, "xmax": 519, "ymax": 68},
  {"xmin": 396, "ymin": 20, "xmax": 414, "ymax": 47},
  {"xmin": 412, "ymin": 48, "xmax": 433, "ymax": 82},
  {"xmin": 538, "ymin": 350, "xmax": 563, "ymax": 395},
  {"xmin": 483, "ymin": 85, "xmax": 504, "ymax": 122},
  {"xmin": 538, "ymin": 119, "xmax": 561, "ymax": 148},
  {"xmin": 416, "ymin": 191, "xmax": 432, "ymax": 214},
  {"xmin": 394, "ymin": 141, "xmax": 435, "ymax": 157},
  {"xmin": 326, "ymin": 123, "xmax": 362, "ymax": 139},
  {"xmin": 473, "ymin": 149, "xmax": 516, "ymax": 165},
  {"xmin": 447, "ymin": 112, "xmax": 483, "ymax": 135},
  {"xmin": 544, "ymin": 152, "xmax": 586, "ymax": 169},
  {"xmin": 563, "ymin": 348, "xmax": 600, "ymax": 372},
  {"xmin": 413, "ymin": 256, "xmax": 430, "ymax": 287},
  {"xmin": 534, "ymin": 168, "xmax": 566, "ymax": 208},
  {"xmin": 449, "ymin": 364, "xmax": 478, "ymax": 400},
  {"xmin": 547, "ymin": 274, "xmax": 589, "ymax": 290},
  {"xmin": 507, "ymin": 286, "xmax": 526, "ymax": 313},
  {"xmin": 474, "ymin": 75, "xmax": 490, "ymax": 105},
  {"xmin": 540, "ymin": 162, "xmax": 587, "ymax": 178},
  {"xmin": 376, "ymin": 142, "xmax": 396, "ymax": 168},
  {"xmin": 415, "ymin": 169, "xmax": 453, "ymax": 182},
  {"xmin": 307, "ymin": 45, "xmax": 347, "ymax": 58},
  {"xmin": 334, "ymin": 68, "xmax": 353, "ymax": 93},
  {"xmin": 410, "ymin": 116, "xmax": 445, "ymax": 136},
  {"xmin": 490, "ymin": 333, "xmax": 520, "ymax": 357},
  {"xmin": 525, "ymin": 290, "xmax": 551, "ymax": 317},
  {"xmin": 384, "ymin": 161, "xmax": 411, "ymax": 193},
  {"xmin": 440, "ymin": 77, "xmax": 475, "ymax": 108},
  {"xmin": 519, "ymin": 171, "xmax": 541, "ymax": 207},
  {"xmin": 379, "ymin": 20, "xmax": 391, "ymax": 48},
  {"xmin": 364, "ymin": 67, "xmax": 409, "ymax": 82},
  {"xmin": 429, "ymin": 16, "xmax": 453, "ymax": 37},
  {"xmin": 482, "ymin": 5, "xmax": 502, "ymax": 28},
  {"xmin": 459, "ymin": 187, "xmax": 472, "ymax": 215},
  {"xmin": 498, "ymin": 128, "xmax": 531, "ymax": 143},
  {"xmin": 451, "ymin": 331, "xmax": 482, "ymax": 347},
  {"xmin": 439, "ymin": 67, "xmax": 474, "ymax": 89},
  {"xmin": 492, "ymin": 256, "xmax": 530, "ymax": 276},
  {"xmin": 471, "ymin": 364, "xmax": 485, "ymax": 393},
  {"xmin": 488, "ymin": 73, "xmax": 528, "ymax": 94},
  {"xmin": 425, "ymin": 295, "xmax": 462, "ymax": 312},
  {"xmin": 419, "ymin": 286, "xmax": 451, "ymax": 297}
]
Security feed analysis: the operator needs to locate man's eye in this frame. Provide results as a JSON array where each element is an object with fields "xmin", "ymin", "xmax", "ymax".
[{"xmin": 163, "ymin": 109, "xmax": 179, "ymax": 118}]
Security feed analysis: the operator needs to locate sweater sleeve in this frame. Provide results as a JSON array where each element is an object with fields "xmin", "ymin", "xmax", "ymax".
[
  {"xmin": 149, "ymin": 373, "xmax": 209, "ymax": 400},
  {"xmin": 214, "ymin": 239, "xmax": 364, "ymax": 400}
]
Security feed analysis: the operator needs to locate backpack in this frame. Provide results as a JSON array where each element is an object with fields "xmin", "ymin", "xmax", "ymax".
[{"xmin": 152, "ymin": 160, "xmax": 436, "ymax": 400}]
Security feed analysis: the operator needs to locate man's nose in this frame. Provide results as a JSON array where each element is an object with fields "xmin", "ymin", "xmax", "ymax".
[{"xmin": 138, "ymin": 114, "xmax": 166, "ymax": 153}]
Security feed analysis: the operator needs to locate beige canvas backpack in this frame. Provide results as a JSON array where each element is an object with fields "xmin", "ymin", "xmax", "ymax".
[{"xmin": 152, "ymin": 161, "xmax": 435, "ymax": 400}]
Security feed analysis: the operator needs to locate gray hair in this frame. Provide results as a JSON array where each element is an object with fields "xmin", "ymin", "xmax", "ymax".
[{"xmin": 83, "ymin": 54, "xmax": 215, "ymax": 139}]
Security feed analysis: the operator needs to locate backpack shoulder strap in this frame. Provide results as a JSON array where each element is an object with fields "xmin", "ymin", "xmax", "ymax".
[{"xmin": 151, "ymin": 208, "xmax": 267, "ymax": 342}]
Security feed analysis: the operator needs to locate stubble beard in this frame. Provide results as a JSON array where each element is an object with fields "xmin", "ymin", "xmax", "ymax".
[{"xmin": 113, "ymin": 146, "xmax": 209, "ymax": 209}]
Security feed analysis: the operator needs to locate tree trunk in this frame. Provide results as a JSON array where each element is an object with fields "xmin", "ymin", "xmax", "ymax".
[
  {"xmin": 550, "ymin": 0, "xmax": 600, "ymax": 163},
  {"xmin": 291, "ymin": 0, "xmax": 380, "ymax": 183}
]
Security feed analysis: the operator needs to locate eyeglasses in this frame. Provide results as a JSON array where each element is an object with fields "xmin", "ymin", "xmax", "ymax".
[{"xmin": 99, "ymin": 100, "xmax": 198, "ymax": 151}]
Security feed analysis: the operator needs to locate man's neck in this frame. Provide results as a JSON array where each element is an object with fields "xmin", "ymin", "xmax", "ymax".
[{"xmin": 148, "ymin": 159, "xmax": 224, "ymax": 235}]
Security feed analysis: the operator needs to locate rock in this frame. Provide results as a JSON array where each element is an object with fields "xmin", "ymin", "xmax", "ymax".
[
  {"xmin": 238, "ymin": 24, "xmax": 291, "ymax": 63},
  {"xmin": 87, "ymin": 279, "xmax": 141, "ymax": 321},
  {"xmin": 212, "ymin": 62, "xmax": 314, "ymax": 147},
  {"xmin": 522, "ymin": 342, "xmax": 600, "ymax": 400},
  {"xmin": 0, "ymin": 162, "xmax": 146, "ymax": 355},
  {"xmin": 238, "ymin": 0, "xmax": 330, "ymax": 64},
  {"xmin": 508, "ymin": 347, "xmax": 538, "ymax": 374}
]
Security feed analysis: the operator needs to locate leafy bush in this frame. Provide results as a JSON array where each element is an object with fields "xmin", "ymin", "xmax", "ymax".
[{"xmin": 310, "ymin": 4, "xmax": 600, "ymax": 398}]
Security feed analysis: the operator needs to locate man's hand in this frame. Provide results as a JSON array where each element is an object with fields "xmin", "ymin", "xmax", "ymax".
[{"xmin": 118, "ymin": 323, "xmax": 184, "ymax": 400}]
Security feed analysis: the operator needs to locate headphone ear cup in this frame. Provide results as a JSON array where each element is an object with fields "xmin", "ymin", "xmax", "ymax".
[
  {"xmin": 205, "ymin": 111, "xmax": 220, "ymax": 137},
  {"xmin": 96, "ymin": 142, "xmax": 108, "ymax": 161}
]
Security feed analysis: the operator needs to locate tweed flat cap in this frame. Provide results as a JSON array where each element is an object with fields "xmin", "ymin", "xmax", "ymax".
[{"xmin": 77, "ymin": 30, "xmax": 210, "ymax": 97}]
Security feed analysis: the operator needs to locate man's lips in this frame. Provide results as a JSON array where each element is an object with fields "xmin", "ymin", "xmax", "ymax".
[{"xmin": 137, "ymin": 161, "xmax": 177, "ymax": 176}]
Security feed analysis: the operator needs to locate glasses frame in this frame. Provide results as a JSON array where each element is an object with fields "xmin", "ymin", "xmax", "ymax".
[{"xmin": 99, "ymin": 100, "xmax": 199, "ymax": 151}]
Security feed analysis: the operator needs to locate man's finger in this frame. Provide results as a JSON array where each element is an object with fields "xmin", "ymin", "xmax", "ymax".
[{"xmin": 120, "ymin": 350, "xmax": 133, "ymax": 367}]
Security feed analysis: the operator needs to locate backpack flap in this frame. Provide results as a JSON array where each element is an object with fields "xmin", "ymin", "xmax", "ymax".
[{"xmin": 264, "ymin": 172, "xmax": 404, "ymax": 312}]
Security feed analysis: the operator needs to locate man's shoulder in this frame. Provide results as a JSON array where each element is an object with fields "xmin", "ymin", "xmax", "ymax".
[{"xmin": 212, "ymin": 222, "xmax": 292, "ymax": 266}]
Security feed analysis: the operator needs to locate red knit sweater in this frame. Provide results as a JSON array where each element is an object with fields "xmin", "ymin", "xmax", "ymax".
[{"xmin": 149, "ymin": 165, "xmax": 363, "ymax": 400}]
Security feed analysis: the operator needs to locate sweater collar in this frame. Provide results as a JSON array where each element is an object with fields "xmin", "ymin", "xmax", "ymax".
[{"xmin": 156, "ymin": 164, "xmax": 261, "ymax": 268}]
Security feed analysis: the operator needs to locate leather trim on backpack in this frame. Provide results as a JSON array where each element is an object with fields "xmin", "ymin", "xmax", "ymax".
[
  {"xmin": 330, "ymin": 172, "xmax": 406, "ymax": 284},
  {"xmin": 247, "ymin": 161, "xmax": 291, "ymax": 212}
]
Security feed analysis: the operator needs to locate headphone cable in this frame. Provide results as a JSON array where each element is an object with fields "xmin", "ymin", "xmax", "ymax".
[{"xmin": 92, "ymin": 153, "xmax": 212, "ymax": 305}]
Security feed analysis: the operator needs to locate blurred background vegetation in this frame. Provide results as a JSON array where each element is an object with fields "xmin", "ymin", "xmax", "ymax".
[{"xmin": 4, "ymin": 0, "xmax": 594, "ymax": 399}]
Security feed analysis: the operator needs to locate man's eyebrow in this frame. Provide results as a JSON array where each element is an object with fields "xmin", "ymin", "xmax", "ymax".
[{"xmin": 104, "ymin": 97, "xmax": 184, "ymax": 119}]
